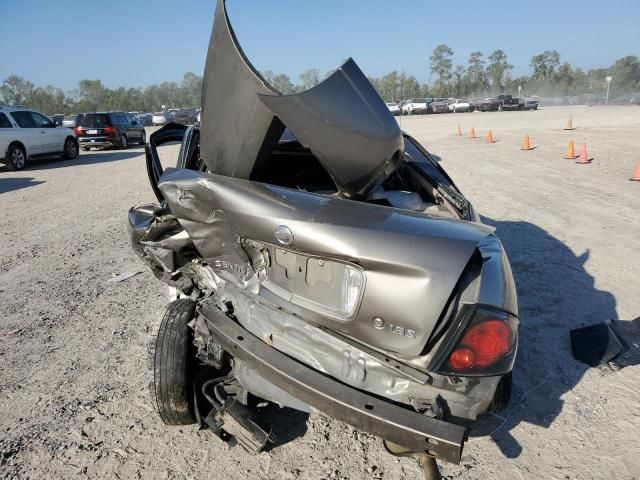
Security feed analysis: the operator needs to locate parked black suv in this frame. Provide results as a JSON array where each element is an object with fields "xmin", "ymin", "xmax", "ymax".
[{"xmin": 74, "ymin": 112, "xmax": 146, "ymax": 150}]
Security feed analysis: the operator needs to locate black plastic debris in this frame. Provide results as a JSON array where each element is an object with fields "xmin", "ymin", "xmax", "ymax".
[{"xmin": 570, "ymin": 317, "xmax": 640, "ymax": 370}]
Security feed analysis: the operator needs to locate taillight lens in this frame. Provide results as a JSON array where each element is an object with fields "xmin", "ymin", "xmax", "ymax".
[
  {"xmin": 432, "ymin": 307, "xmax": 518, "ymax": 376},
  {"xmin": 73, "ymin": 126, "xmax": 82, "ymax": 135},
  {"xmin": 103, "ymin": 125, "xmax": 116, "ymax": 135},
  {"xmin": 449, "ymin": 320, "xmax": 511, "ymax": 369}
]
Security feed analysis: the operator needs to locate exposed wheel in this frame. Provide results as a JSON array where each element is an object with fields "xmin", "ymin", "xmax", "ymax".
[
  {"xmin": 63, "ymin": 137, "xmax": 78, "ymax": 159},
  {"xmin": 149, "ymin": 299, "xmax": 197, "ymax": 425},
  {"xmin": 6, "ymin": 144, "xmax": 26, "ymax": 171},
  {"xmin": 120, "ymin": 134, "xmax": 128, "ymax": 149},
  {"xmin": 139, "ymin": 130, "xmax": 146, "ymax": 145}
]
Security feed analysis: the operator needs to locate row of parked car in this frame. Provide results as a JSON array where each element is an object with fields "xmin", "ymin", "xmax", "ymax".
[
  {"xmin": 2, "ymin": 103, "xmax": 204, "ymax": 170},
  {"xmin": 48, "ymin": 107, "xmax": 201, "ymax": 130},
  {"xmin": 386, "ymin": 95, "xmax": 539, "ymax": 116}
]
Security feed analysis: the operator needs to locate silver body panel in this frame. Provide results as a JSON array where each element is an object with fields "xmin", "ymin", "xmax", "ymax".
[
  {"xmin": 157, "ymin": 167, "xmax": 497, "ymax": 357},
  {"xmin": 128, "ymin": 0, "xmax": 519, "ymax": 439},
  {"xmin": 259, "ymin": 59, "xmax": 404, "ymax": 198}
]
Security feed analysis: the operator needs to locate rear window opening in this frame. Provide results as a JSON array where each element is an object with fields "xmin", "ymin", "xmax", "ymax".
[
  {"xmin": 248, "ymin": 129, "xmax": 459, "ymax": 218},
  {"xmin": 77, "ymin": 114, "xmax": 110, "ymax": 128},
  {"xmin": 249, "ymin": 129, "xmax": 337, "ymax": 194}
]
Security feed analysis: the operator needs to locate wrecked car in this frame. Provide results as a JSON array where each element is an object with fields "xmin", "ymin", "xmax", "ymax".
[{"xmin": 128, "ymin": 0, "xmax": 518, "ymax": 474}]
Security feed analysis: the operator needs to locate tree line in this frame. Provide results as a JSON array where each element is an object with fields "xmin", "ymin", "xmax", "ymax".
[
  {"xmin": 372, "ymin": 48, "xmax": 640, "ymax": 102},
  {"xmin": 1, "ymin": 49, "xmax": 639, "ymax": 114}
]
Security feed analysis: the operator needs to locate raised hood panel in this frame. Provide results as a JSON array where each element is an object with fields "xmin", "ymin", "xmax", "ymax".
[{"xmin": 158, "ymin": 168, "xmax": 493, "ymax": 356}]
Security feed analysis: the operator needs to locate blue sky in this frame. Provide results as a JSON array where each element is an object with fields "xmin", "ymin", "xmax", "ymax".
[{"xmin": 1, "ymin": 0, "xmax": 638, "ymax": 90}]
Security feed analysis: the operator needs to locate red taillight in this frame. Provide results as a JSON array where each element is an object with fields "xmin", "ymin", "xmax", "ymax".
[
  {"xmin": 448, "ymin": 320, "xmax": 511, "ymax": 371},
  {"xmin": 103, "ymin": 125, "xmax": 116, "ymax": 135},
  {"xmin": 449, "ymin": 347, "xmax": 475, "ymax": 370},
  {"xmin": 73, "ymin": 126, "xmax": 82, "ymax": 135}
]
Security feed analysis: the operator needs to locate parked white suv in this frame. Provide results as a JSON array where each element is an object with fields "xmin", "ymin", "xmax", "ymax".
[
  {"xmin": 401, "ymin": 98, "xmax": 430, "ymax": 115},
  {"xmin": 448, "ymin": 99, "xmax": 472, "ymax": 113},
  {"xmin": 0, "ymin": 106, "xmax": 79, "ymax": 170}
]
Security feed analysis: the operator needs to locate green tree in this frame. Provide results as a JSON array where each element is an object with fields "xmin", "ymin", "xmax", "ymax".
[
  {"xmin": 270, "ymin": 73, "xmax": 296, "ymax": 94},
  {"xmin": 0, "ymin": 75, "xmax": 35, "ymax": 106},
  {"xmin": 378, "ymin": 71, "xmax": 399, "ymax": 101},
  {"xmin": 487, "ymin": 50, "xmax": 513, "ymax": 91},
  {"xmin": 430, "ymin": 44, "xmax": 454, "ymax": 97},
  {"xmin": 298, "ymin": 68, "xmax": 321, "ymax": 90},
  {"xmin": 398, "ymin": 73, "xmax": 421, "ymax": 100},
  {"xmin": 467, "ymin": 51, "xmax": 487, "ymax": 93},
  {"xmin": 530, "ymin": 50, "xmax": 561, "ymax": 81},
  {"xmin": 609, "ymin": 55, "xmax": 640, "ymax": 94}
]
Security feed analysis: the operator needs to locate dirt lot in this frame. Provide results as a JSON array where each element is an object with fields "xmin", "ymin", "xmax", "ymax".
[{"xmin": 1, "ymin": 106, "xmax": 639, "ymax": 480}]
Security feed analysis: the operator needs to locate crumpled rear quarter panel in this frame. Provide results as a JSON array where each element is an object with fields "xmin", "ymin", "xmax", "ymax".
[{"xmin": 158, "ymin": 167, "xmax": 493, "ymax": 356}]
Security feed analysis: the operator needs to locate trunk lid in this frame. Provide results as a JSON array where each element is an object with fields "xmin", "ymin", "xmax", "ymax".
[{"xmin": 158, "ymin": 168, "xmax": 492, "ymax": 356}]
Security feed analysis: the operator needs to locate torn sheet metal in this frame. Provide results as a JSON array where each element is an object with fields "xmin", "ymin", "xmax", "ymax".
[
  {"xmin": 259, "ymin": 59, "xmax": 404, "ymax": 198},
  {"xmin": 157, "ymin": 167, "xmax": 494, "ymax": 356},
  {"xmin": 208, "ymin": 293, "xmax": 499, "ymax": 420},
  {"xmin": 200, "ymin": 0, "xmax": 281, "ymax": 178}
]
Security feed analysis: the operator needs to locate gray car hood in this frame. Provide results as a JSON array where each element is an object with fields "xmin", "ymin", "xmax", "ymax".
[{"xmin": 200, "ymin": 0, "xmax": 403, "ymax": 199}]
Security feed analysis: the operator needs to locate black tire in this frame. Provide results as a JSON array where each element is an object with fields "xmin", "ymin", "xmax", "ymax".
[
  {"xmin": 139, "ymin": 130, "xmax": 146, "ymax": 146},
  {"xmin": 120, "ymin": 134, "xmax": 128, "ymax": 150},
  {"xmin": 489, "ymin": 372, "xmax": 512, "ymax": 412},
  {"xmin": 6, "ymin": 144, "xmax": 26, "ymax": 171},
  {"xmin": 149, "ymin": 299, "xmax": 197, "ymax": 425},
  {"xmin": 63, "ymin": 137, "xmax": 78, "ymax": 159}
]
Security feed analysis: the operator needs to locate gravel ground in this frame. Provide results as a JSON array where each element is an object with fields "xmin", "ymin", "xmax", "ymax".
[{"xmin": 1, "ymin": 106, "xmax": 639, "ymax": 479}]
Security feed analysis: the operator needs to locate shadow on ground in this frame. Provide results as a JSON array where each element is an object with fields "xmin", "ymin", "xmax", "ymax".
[
  {"xmin": 0, "ymin": 150, "xmax": 142, "ymax": 173},
  {"xmin": 0, "ymin": 177, "xmax": 45, "ymax": 194},
  {"xmin": 470, "ymin": 216, "xmax": 617, "ymax": 458},
  {"xmin": 259, "ymin": 405, "xmax": 309, "ymax": 451}
]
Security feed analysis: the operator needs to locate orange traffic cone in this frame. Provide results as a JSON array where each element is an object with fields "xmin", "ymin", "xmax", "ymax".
[
  {"xmin": 487, "ymin": 130, "xmax": 495, "ymax": 144},
  {"xmin": 576, "ymin": 143, "xmax": 591, "ymax": 164},
  {"xmin": 564, "ymin": 114, "xmax": 576, "ymax": 131},
  {"xmin": 456, "ymin": 125, "xmax": 462, "ymax": 136},
  {"xmin": 563, "ymin": 140, "xmax": 576, "ymax": 159},
  {"xmin": 521, "ymin": 134, "xmax": 533, "ymax": 150},
  {"xmin": 630, "ymin": 160, "xmax": 640, "ymax": 181},
  {"xmin": 469, "ymin": 127, "xmax": 477, "ymax": 139}
]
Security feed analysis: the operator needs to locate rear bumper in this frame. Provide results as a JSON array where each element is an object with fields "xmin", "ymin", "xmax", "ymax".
[
  {"xmin": 198, "ymin": 301, "xmax": 468, "ymax": 464},
  {"xmin": 78, "ymin": 136, "xmax": 115, "ymax": 148}
]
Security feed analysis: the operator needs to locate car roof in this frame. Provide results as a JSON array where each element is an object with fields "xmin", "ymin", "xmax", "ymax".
[
  {"xmin": 0, "ymin": 105, "xmax": 33, "ymax": 112},
  {"xmin": 77, "ymin": 111, "xmax": 127, "ymax": 115}
]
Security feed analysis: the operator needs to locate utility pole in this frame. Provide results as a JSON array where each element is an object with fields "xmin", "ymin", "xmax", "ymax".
[{"xmin": 605, "ymin": 76, "xmax": 612, "ymax": 105}]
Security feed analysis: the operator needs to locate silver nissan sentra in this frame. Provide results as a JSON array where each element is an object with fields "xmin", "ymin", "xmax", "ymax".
[{"xmin": 128, "ymin": 0, "xmax": 518, "ymax": 472}]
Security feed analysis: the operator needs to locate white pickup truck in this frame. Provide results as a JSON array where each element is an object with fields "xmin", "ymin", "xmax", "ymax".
[{"xmin": 0, "ymin": 106, "xmax": 79, "ymax": 171}]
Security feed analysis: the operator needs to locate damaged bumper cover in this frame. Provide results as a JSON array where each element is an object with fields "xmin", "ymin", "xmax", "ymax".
[{"xmin": 198, "ymin": 300, "xmax": 468, "ymax": 464}]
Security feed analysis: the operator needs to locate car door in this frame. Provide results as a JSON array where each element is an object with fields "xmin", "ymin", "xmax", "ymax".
[
  {"xmin": 30, "ymin": 111, "xmax": 63, "ymax": 153},
  {"xmin": 123, "ymin": 113, "xmax": 140, "ymax": 140},
  {"xmin": 9, "ymin": 111, "xmax": 43, "ymax": 156}
]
